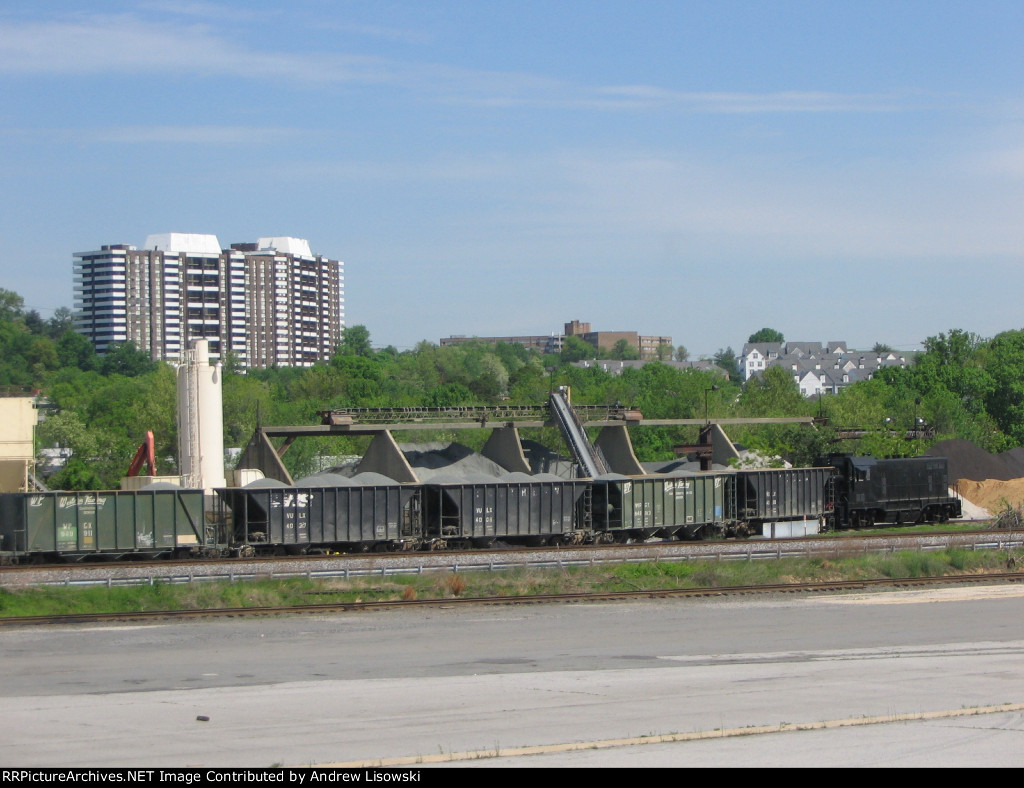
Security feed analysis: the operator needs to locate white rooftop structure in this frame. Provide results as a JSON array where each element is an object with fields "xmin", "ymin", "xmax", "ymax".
[
  {"xmin": 143, "ymin": 233, "xmax": 222, "ymax": 256},
  {"xmin": 257, "ymin": 236, "xmax": 313, "ymax": 258}
]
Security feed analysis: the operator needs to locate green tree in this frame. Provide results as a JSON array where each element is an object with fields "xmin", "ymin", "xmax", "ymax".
[
  {"xmin": 27, "ymin": 336, "xmax": 59, "ymax": 377},
  {"xmin": 492, "ymin": 341, "xmax": 531, "ymax": 373},
  {"xmin": 23, "ymin": 309, "xmax": 45, "ymax": 335},
  {"xmin": 472, "ymin": 353, "xmax": 510, "ymax": 400},
  {"xmin": 713, "ymin": 347, "xmax": 740, "ymax": 382},
  {"xmin": 507, "ymin": 359, "xmax": 548, "ymax": 403},
  {"xmin": 739, "ymin": 365, "xmax": 804, "ymax": 417},
  {"xmin": 982, "ymin": 329, "xmax": 1024, "ymax": 444},
  {"xmin": 560, "ymin": 335, "xmax": 596, "ymax": 363},
  {"xmin": 100, "ymin": 342, "xmax": 158, "ymax": 377},
  {"xmin": 748, "ymin": 328, "xmax": 784, "ymax": 344},
  {"xmin": 0, "ymin": 289, "xmax": 25, "ymax": 322},
  {"xmin": 899, "ymin": 329, "xmax": 993, "ymax": 427},
  {"xmin": 46, "ymin": 307, "xmax": 74, "ymax": 339},
  {"xmin": 47, "ymin": 458, "xmax": 105, "ymax": 490},
  {"xmin": 610, "ymin": 338, "xmax": 639, "ymax": 360},
  {"xmin": 425, "ymin": 382, "xmax": 474, "ymax": 407},
  {"xmin": 337, "ymin": 325, "xmax": 374, "ymax": 358},
  {"xmin": 56, "ymin": 331, "xmax": 98, "ymax": 371},
  {"xmin": 222, "ymin": 372, "xmax": 274, "ymax": 447}
]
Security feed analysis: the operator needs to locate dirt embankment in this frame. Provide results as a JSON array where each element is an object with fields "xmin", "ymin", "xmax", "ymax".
[{"xmin": 955, "ymin": 478, "xmax": 1024, "ymax": 513}]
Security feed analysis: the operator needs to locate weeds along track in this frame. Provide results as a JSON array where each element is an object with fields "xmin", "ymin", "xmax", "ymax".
[
  {"xmin": 5, "ymin": 571, "xmax": 1024, "ymax": 628},
  {"xmin": 3, "ymin": 529, "xmax": 1023, "ymax": 591}
]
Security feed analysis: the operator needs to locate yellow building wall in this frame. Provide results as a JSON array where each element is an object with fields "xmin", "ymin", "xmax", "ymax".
[{"xmin": 0, "ymin": 398, "xmax": 36, "ymax": 492}]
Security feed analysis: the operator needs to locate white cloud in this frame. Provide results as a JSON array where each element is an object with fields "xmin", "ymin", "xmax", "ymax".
[
  {"xmin": 974, "ymin": 145, "xmax": 1024, "ymax": 178},
  {"xmin": 0, "ymin": 16, "xmax": 394, "ymax": 83},
  {"xmin": 312, "ymin": 20, "xmax": 434, "ymax": 46},
  {"xmin": 578, "ymin": 87, "xmax": 909, "ymax": 114},
  {"xmin": 91, "ymin": 125, "xmax": 302, "ymax": 144},
  {"xmin": 0, "ymin": 16, "xmax": 932, "ymax": 116},
  {"xmin": 136, "ymin": 1, "xmax": 273, "ymax": 22},
  {"xmin": 251, "ymin": 141, "xmax": 1024, "ymax": 264}
]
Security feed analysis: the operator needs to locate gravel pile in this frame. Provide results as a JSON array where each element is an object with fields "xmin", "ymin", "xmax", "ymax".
[
  {"xmin": 925, "ymin": 439, "xmax": 1024, "ymax": 481},
  {"xmin": 400, "ymin": 441, "xmax": 510, "ymax": 482}
]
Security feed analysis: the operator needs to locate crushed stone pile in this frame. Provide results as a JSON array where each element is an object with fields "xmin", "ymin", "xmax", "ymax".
[
  {"xmin": 321, "ymin": 440, "xmax": 576, "ymax": 482},
  {"xmin": 400, "ymin": 441, "xmax": 510, "ymax": 482},
  {"xmin": 925, "ymin": 439, "xmax": 1024, "ymax": 481}
]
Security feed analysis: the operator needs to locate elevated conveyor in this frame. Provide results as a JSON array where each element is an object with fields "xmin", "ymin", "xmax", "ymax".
[
  {"xmin": 247, "ymin": 402, "xmax": 815, "ymax": 481},
  {"xmin": 549, "ymin": 388, "xmax": 610, "ymax": 478}
]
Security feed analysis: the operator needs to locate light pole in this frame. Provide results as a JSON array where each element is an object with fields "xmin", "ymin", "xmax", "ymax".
[{"xmin": 704, "ymin": 385, "xmax": 719, "ymax": 426}]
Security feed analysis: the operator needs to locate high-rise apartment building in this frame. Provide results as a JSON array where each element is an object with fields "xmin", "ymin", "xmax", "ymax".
[{"xmin": 73, "ymin": 233, "xmax": 344, "ymax": 369}]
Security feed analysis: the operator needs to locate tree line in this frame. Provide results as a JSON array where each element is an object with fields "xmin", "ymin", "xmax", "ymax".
[{"xmin": 4, "ymin": 288, "xmax": 1022, "ymax": 489}]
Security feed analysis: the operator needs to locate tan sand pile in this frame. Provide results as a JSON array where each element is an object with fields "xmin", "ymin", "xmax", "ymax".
[{"xmin": 956, "ymin": 478, "xmax": 1024, "ymax": 513}]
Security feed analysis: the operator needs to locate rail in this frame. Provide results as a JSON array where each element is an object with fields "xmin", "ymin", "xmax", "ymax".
[{"xmin": 14, "ymin": 533, "xmax": 1024, "ymax": 589}]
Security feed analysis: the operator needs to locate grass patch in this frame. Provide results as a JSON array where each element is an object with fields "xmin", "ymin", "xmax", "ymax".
[{"xmin": 3, "ymin": 546, "xmax": 1023, "ymax": 619}]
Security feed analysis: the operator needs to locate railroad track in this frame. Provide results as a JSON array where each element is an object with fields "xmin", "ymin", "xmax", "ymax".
[
  {"xmin": 3, "ymin": 528, "xmax": 1022, "ymax": 590},
  {"xmin": 4, "ymin": 571, "xmax": 1024, "ymax": 628}
]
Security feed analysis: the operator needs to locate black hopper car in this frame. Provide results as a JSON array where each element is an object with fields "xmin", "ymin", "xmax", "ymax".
[{"xmin": 0, "ymin": 455, "xmax": 965, "ymax": 563}]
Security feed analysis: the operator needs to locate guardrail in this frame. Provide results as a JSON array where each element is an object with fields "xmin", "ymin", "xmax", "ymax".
[{"xmin": 27, "ymin": 534, "xmax": 1024, "ymax": 588}]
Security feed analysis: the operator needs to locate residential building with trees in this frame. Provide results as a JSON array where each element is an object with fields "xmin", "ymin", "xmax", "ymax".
[{"xmin": 740, "ymin": 340, "xmax": 918, "ymax": 396}]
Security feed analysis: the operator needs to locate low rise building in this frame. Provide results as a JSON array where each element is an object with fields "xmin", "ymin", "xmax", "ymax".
[{"xmin": 440, "ymin": 319, "xmax": 672, "ymax": 360}]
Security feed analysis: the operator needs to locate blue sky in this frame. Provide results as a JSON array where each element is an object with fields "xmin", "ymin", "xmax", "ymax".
[{"xmin": 1, "ymin": 1, "xmax": 1021, "ymax": 357}]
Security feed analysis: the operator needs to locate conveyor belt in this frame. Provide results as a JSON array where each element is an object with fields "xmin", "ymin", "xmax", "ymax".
[{"xmin": 549, "ymin": 389, "xmax": 609, "ymax": 478}]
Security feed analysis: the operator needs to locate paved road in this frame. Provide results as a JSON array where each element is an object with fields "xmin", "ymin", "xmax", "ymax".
[{"xmin": 3, "ymin": 584, "xmax": 1024, "ymax": 767}]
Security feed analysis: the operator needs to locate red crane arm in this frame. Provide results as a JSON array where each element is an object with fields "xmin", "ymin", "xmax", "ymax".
[{"xmin": 127, "ymin": 431, "xmax": 156, "ymax": 477}]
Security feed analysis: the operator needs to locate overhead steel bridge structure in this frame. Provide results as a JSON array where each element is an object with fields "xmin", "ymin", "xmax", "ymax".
[{"xmin": 239, "ymin": 390, "xmax": 816, "ymax": 485}]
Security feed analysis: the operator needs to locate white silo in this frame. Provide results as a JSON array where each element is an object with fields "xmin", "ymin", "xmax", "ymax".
[{"xmin": 177, "ymin": 339, "xmax": 226, "ymax": 490}]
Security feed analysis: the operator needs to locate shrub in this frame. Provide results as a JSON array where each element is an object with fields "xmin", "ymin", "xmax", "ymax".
[{"xmin": 443, "ymin": 573, "xmax": 468, "ymax": 597}]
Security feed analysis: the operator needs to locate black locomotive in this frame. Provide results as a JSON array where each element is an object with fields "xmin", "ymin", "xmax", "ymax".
[{"xmin": 821, "ymin": 453, "xmax": 962, "ymax": 530}]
